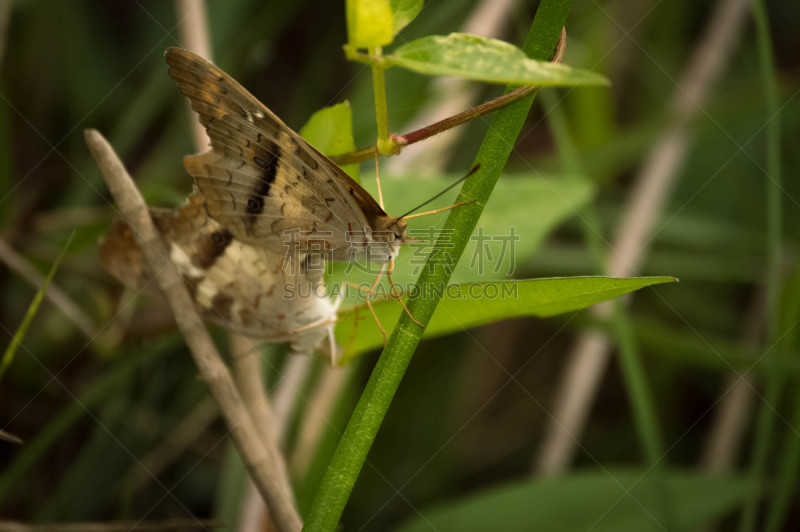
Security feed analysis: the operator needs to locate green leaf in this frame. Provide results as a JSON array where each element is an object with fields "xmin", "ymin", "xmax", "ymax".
[
  {"xmin": 305, "ymin": 7, "xmax": 576, "ymax": 529},
  {"xmin": 393, "ymin": 469, "xmax": 756, "ymax": 532},
  {"xmin": 346, "ymin": 0, "xmax": 394, "ymax": 49},
  {"xmin": 299, "ymin": 102, "xmax": 360, "ymax": 183},
  {"xmin": 0, "ymin": 232, "xmax": 75, "ymax": 382},
  {"xmin": 389, "ymin": 0, "xmax": 423, "ymax": 35},
  {"xmin": 335, "ymin": 276, "xmax": 677, "ymax": 362},
  {"xmin": 386, "ymin": 33, "xmax": 609, "ymax": 86}
]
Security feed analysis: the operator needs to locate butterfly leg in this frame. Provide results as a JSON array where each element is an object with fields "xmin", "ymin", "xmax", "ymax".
[
  {"xmin": 386, "ymin": 260, "xmax": 423, "ymax": 327},
  {"xmin": 366, "ymin": 263, "xmax": 389, "ymax": 345},
  {"xmin": 341, "ymin": 280, "xmax": 388, "ymax": 346},
  {"xmin": 327, "ymin": 290, "xmax": 345, "ymax": 366}
]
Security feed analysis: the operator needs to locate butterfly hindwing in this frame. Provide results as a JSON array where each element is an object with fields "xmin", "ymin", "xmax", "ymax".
[{"xmin": 99, "ymin": 192, "xmax": 335, "ymax": 354}]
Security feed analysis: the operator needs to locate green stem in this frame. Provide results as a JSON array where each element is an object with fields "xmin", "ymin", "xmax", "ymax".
[
  {"xmin": 542, "ymin": 89, "xmax": 674, "ymax": 529},
  {"xmin": 741, "ymin": 1, "xmax": 784, "ymax": 530},
  {"xmin": 765, "ymin": 267, "xmax": 800, "ymax": 532},
  {"xmin": 0, "ymin": 232, "xmax": 75, "ymax": 382},
  {"xmin": 303, "ymin": 2, "xmax": 572, "ymax": 530},
  {"xmin": 611, "ymin": 304, "xmax": 674, "ymax": 530},
  {"xmin": 332, "ymin": 32, "xmax": 568, "ymax": 166},
  {"xmin": 369, "ymin": 47, "xmax": 392, "ymax": 154}
]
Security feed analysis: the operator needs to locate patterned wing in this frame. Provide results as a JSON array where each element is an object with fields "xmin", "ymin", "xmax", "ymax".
[
  {"xmin": 99, "ymin": 192, "xmax": 337, "ymax": 355},
  {"xmin": 165, "ymin": 48, "xmax": 378, "ymax": 257},
  {"xmin": 98, "ymin": 218, "xmax": 157, "ymax": 295}
]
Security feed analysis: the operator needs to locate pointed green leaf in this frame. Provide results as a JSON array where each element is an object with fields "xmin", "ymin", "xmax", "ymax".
[
  {"xmin": 386, "ymin": 33, "xmax": 609, "ymax": 86},
  {"xmin": 335, "ymin": 276, "xmax": 677, "ymax": 362},
  {"xmin": 393, "ymin": 470, "xmax": 755, "ymax": 532},
  {"xmin": 346, "ymin": 0, "xmax": 394, "ymax": 49},
  {"xmin": 300, "ymin": 102, "xmax": 360, "ymax": 183},
  {"xmin": 389, "ymin": 0, "xmax": 423, "ymax": 35}
]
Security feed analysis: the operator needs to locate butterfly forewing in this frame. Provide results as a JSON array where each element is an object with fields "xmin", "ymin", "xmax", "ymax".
[{"xmin": 164, "ymin": 47, "xmax": 401, "ymax": 263}]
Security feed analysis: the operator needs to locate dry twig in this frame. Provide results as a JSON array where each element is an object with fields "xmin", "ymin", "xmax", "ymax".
[{"xmin": 84, "ymin": 129, "xmax": 301, "ymax": 532}]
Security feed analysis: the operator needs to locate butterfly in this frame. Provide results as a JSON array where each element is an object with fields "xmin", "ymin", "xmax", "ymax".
[
  {"xmin": 99, "ymin": 190, "xmax": 340, "ymax": 358},
  {"xmin": 165, "ymin": 47, "xmax": 411, "ymax": 269}
]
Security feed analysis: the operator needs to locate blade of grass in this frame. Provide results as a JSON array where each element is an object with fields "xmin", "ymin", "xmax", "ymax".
[
  {"xmin": 0, "ymin": 231, "xmax": 75, "ymax": 382},
  {"xmin": 743, "ymin": 1, "xmax": 785, "ymax": 529},
  {"xmin": 764, "ymin": 264, "xmax": 800, "ymax": 531},
  {"xmin": 303, "ymin": 2, "xmax": 572, "ymax": 529},
  {"xmin": 540, "ymin": 87, "xmax": 674, "ymax": 529}
]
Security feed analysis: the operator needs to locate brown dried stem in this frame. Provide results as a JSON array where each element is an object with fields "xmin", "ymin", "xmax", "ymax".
[
  {"xmin": 0, "ymin": 520, "xmax": 222, "ymax": 532},
  {"xmin": 229, "ymin": 335, "xmax": 296, "ymax": 508},
  {"xmin": 84, "ymin": 129, "xmax": 301, "ymax": 532},
  {"xmin": 330, "ymin": 28, "xmax": 567, "ymax": 167}
]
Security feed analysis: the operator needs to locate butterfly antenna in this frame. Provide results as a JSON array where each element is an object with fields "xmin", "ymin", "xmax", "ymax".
[
  {"xmin": 374, "ymin": 146, "xmax": 385, "ymax": 210},
  {"xmin": 397, "ymin": 164, "xmax": 480, "ymax": 220}
]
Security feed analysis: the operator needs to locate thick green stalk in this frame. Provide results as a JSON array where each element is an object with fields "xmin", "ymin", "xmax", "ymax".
[
  {"xmin": 740, "ymin": 1, "xmax": 784, "ymax": 531},
  {"xmin": 369, "ymin": 47, "xmax": 392, "ymax": 154},
  {"xmin": 303, "ymin": 2, "xmax": 572, "ymax": 530}
]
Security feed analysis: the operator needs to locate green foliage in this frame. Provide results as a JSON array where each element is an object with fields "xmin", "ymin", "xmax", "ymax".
[
  {"xmin": 305, "ymin": 3, "xmax": 577, "ymax": 528},
  {"xmin": 0, "ymin": 232, "xmax": 74, "ymax": 382},
  {"xmin": 336, "ymin": 276, "xmax": 676, "ymax": 362},
  {"xmin": 394, "ymin": 470, "xmax": 755, "ymax": 532},
  {"xmin": 2, "ymin": 0, "xmax": 797, "ymax": 530},
  {"xmin": 388, "ymin": 0, "xmax": 423, "ymax": 35},
  {"xmin": 346, "ymin": 0, "xmax": 394, "ymax": 49},
  {"xmin": 300, "ymin": 102, "xmax": 360, "ymax": 182},
  {"xmin": 387, "ymin": 33, "xmax": 609, "ymax": 86}
]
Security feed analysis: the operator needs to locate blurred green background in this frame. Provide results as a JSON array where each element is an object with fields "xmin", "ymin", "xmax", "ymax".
[{"xmin": 1, "ymin": 0, "xmax": 798, "ymax": 530}]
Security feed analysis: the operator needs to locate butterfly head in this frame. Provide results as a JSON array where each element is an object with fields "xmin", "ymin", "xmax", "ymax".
[
  {"xmin": 387, "ymin": 217, "xmax": 408, "ymax": 243},
  {"xmin": 368, "ymin": 215, "xmax": 408, "ymax": 263}
]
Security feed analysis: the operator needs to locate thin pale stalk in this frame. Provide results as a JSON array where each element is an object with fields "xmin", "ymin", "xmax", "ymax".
[
  {"xmin": 175, "ymin": 0, "xmax": 212, "ymax": 149},
  {"xmin": 0, "ymin": 519, "xmax": 223, "ymax": 532},
  {"xmin": 85, "ymin": 129, "xmax": 302, "ymax": 532}
]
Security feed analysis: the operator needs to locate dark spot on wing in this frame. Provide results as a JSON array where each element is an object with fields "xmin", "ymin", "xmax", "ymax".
[
  {"xmin": 245, "ymin": 144, "xmax": 281, "ymax": 226},
  {"xmin": 247, "ymin": 197, "xmax": 263, "ymax": 213},
  {"xmin": 212, "ymin": 291, "xmax": 233, "ymax": 320},
  {"xmin": 193, "ymin": 229, "xmax": 233, "ymax": 268}
]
